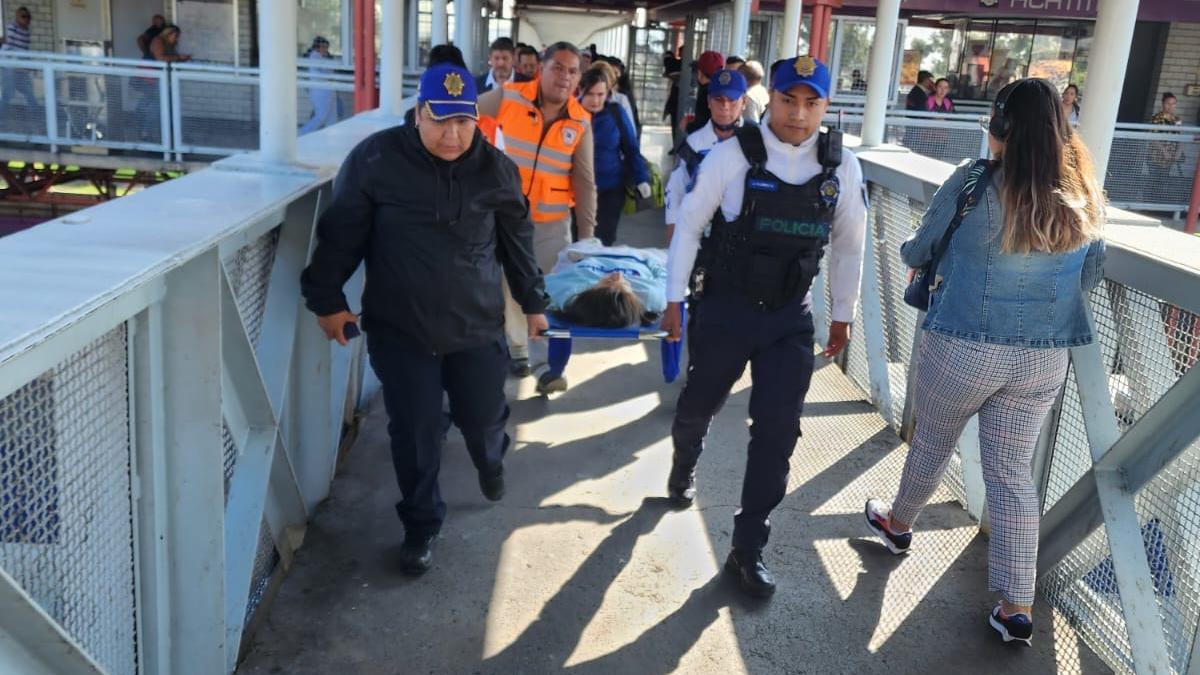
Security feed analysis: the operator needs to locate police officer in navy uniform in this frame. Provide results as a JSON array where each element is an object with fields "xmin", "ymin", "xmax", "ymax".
[
  {"xmin": 301, "ymin": 64, "xmax": 550, "ymax": 575},
  {"xmin": 660, "ymin": 56, "xmax": 867, "ymax": 597},
  {"xmin": 664, "ymin": 68, "xmax": 749, "ymax": 244}
]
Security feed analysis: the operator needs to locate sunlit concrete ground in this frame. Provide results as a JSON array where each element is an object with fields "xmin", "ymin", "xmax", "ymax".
[{"xmin": 238, "ymin": 129, "xmax": 1111, "ymax": 675}]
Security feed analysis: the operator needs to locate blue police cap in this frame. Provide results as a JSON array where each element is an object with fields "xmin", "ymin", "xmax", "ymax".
[
  {"xmin": 708, "ymin": 69, "xmax": 748, "ymax": 100},
  {"xmin": 771, "ymin": 55, "xmax": 831, "ymax": 99},
  {"xmin": 418, "ymin": 63, "xmax": 479, "ymax": 120}
]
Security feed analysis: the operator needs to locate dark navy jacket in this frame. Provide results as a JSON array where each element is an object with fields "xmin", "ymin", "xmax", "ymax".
[{"xmin": 591, "ymin": 102, "xmax": 650, "ymax": 192}]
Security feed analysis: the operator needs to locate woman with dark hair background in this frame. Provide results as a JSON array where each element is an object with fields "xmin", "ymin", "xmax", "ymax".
[
  {"xmin": 536, "ymin": 239, "xmax": 667, "ymax": 393},
  {"xmin": 578, "ymin": 66, "xmax": 651, "ymax": 246},
  {"xmin": 864, "ymin": 78, "xmax": 1106, "ymax": 646},
  {"xmin": 1062, "ymin": 83, "xmax": 1080, "ymax": 126}
]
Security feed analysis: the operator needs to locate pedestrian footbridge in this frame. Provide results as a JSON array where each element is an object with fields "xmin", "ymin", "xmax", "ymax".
[{"xmin": 0, "ymin": 100, "xmax": 1198, "ymax": 674}]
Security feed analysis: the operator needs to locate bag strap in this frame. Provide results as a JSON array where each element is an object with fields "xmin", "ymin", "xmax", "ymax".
[
  {"xmin": 931, "ymin": 159, "xmax": 993, "ymax": 262},
  {"xmin": 734, "ymin": 124, "xmax": 768, "ymax": 170}
]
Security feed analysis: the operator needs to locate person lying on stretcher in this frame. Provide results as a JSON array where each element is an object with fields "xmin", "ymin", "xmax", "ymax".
[
  {"xmin": 536, "ymin": 240, "xmax": 669, "ymax": 395},
  {"xmin": 545, "ymin": 239, "xmax": 668, "ymax": 328}
]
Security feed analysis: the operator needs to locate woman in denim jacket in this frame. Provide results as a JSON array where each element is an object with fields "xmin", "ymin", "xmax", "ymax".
[{"xmin": 864, "ymin": 78, "xmax": 1106, "ymax": 646}]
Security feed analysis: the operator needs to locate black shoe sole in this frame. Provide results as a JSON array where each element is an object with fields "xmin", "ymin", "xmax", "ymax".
[
  {"xmin": 723, "ymin": 557, "xmax": 776, "ymax": 598},
  {"xmin": 400, "ymin": 562, "xmax": 431, "ymax": 576},
  {"xmin": 667, "ymin": 491, "xmax": 694, "ymax": 508}
]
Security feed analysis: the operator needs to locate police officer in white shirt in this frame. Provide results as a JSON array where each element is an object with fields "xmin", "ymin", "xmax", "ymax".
[
  {"xmin": 660, "ymin": 55, "xmax": 867, "ymax": 598},
  {"xmin": 664, "ymin": 68, "xmax": 748, "ymax": 243}
]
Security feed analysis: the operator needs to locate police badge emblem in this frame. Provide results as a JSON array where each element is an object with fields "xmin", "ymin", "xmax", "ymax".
[
  {"xmin": 562, "ymin": 126, "xmax": 578, "ymax": 145},
  {"xmin": 718, "ymin": 70, "xmax": 732, "ymax": 85},
  {"xmin": 820, "ymin": 176, "xmax": 841, "ymax": 209},
  {"xmin": 443, "ymin": 72, "xmax": 465, "ymax": 97},
  {"xmin": 795, "ymin": 55, "xmax": 817, "ymax": 77}
]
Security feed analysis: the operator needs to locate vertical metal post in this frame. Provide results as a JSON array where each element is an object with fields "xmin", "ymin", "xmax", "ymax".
[
  {"xmin": 857, "ymin": 200, "xmax": 894, "ymax": 427},
  {"xmin": 1076, "ymin": 0, "xmax": 1140, "ymax": 183},
  {"xmin": 678, "ymin": 17, "xmax": 695, "ymax": 137},
  {"xmin": 158, "ymin": 250, "xmax": 227, "ymax": 675},
  {"xmin": 455, "ymin": 0, "xmax": 477, "ymax": 72},
  {"xmin": 42, "ymin": 64, "xmax": 58, "ymax": 152},
  {"xmin": 159, "ymin": 65, "xmax": 172, "ymax": 159},
  {"xmin": 730, "ymin": 0, "xmax": 751, "ymax": 57},
  {"xmin": 258, "ymin": 0, "xmax": 298, "ymax": 163},
  {"xmin": 860, "ymin": 0, "xmax": 900, "ymax": 147},
  {"xmin": 353, "ymin": 0, "xmax": 378, "ymax": 113},
  {"xmin": 379, "ymin": 0, "xmax": 406, "ymax": 117},
  {"xmin": 1071, "ymin": 342, "xmax": 1172, "ymax": 673},
  {"xmin": 431, "ymin": 0, "xmax": 448, "ymax": 47},
  {"xmin": 782, "ymin": 0, "xmax": 803, "ymax": 58}
]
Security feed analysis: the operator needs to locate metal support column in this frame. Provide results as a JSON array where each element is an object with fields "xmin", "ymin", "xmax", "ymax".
[
  {"xmin": 431, "ymin": 0, "xmax": 448, "ymax": 48},
  {"xmin": 258, "ymin": 0, "xmax": 298, "ymax": 163},
  {"xmin": 730, "ymin": 0, "xmax": 751, "ymax": 57},
  {"xmin": 455, "ymin": 0, "xmax": 478, "ymax": 72},
  {"xmin": 380, "ymin": 0, "xmax": 406, "ymax": 117},
  {"xmin": 782, "ymin": 0, "xmax": 803, "ymax": 58},
  {"xmin": 1076, "ymin": 0, "xmax": 1140, "ymax": 182},
  {"xmin": 353, "ymin": 0, "xmax": 378, "ymax": 112},
  {"xmin": 860, "ymin": 0, "xmax": 900, "ymax": 147}
]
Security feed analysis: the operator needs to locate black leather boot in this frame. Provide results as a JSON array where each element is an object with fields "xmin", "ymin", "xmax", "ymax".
[
  {"xmin": 724, "ymin": 549, "xmax": 776, "ymax": 598},
  {"xmin": 399, "ymin": 534, "xmax": 435, "ymax": 575},
  {"xmin": 667, "ymin": 457, "xmax": 697, "ymax": 507}
]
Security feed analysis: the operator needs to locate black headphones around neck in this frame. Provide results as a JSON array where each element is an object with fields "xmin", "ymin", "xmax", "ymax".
[{"xmin": 988, "ymin": 79, "xmax": 1029, "ymax": 140}]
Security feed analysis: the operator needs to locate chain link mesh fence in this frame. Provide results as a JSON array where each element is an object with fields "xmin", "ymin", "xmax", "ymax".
[
  {"xmin": 52, "ymin": 69, "xmax": 165, "ymax": 150},
  {"xmin": 1105, "ymin": 128, "xmax": 1200, "ymax": 212},
  {"xmin": 0, "ymin": 326, "xmax": 136, "ymax": 675},
  {"xmin": 176, "ymin": 76, "xmax": 260, "ymax": 155},
  {"xmin": 224, "ymin": 227, "xmax": 280, "ymax": 350},
  {"xmin": 0, "ymin": 61, "xmax": 48, "ymax": 140}
]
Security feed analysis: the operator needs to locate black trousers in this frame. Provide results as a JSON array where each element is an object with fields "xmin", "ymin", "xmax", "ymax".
[
  {"xmin": 595, "ymin": 186, "xmax": 628, "ymax": 246},
  {"xmin": 671, "ymin": 292, "xmax": 816, "ymax": 552},
  {"xmin": 367, "ymin": 332, "xmax": 510, "ymax": 537}
]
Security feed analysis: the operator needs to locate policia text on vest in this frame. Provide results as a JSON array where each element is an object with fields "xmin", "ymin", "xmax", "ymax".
[{"xmin": 660, "ymin": 55, "xmax": 869, "ymax": 599}]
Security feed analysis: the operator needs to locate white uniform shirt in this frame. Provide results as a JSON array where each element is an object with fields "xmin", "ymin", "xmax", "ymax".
[
  {"xmin": 664, "ymin": 121, "xmax": 727, "ymax": 226},
  {"xmin": 485, "ymin": 68, "xmax": 514, "ymax": 90},
  {"xmin": 666, "ymin": 114, "xmax": 868, "ymax": 323}
]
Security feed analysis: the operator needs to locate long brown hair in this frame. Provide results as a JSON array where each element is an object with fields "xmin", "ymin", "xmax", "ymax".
[{"xmin": 991, "ymin": 78, "xmax": 1104, "ymax": 254}]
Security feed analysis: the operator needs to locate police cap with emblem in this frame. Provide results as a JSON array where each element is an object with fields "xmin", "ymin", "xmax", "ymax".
[
  {"xmin": 707, "ymin": 68, "xmax": 748, "ymax": 100},
  {"xmin": 418, "ymin": 63, "xmax": 479, "ymax": 120},
  {"xmin": 770, "ymin": 55, "xmax": 831, "ymax": 99}
]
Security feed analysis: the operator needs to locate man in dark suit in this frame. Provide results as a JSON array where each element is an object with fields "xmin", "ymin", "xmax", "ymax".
[{"xmin": 476, "ymin": 37, "xmax": 531, "ymax": 92}]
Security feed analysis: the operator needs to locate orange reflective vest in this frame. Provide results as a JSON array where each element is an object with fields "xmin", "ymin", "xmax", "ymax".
[
  {"xmin": 495, "ymin": 79, "xmax": 591, "ymax": 223},
  {"xmin": 478, "ymin": 115, "xmax": 499, "ymax": 146}
]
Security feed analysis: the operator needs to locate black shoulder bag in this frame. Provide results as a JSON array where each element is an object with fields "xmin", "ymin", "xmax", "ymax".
[{"xmin": 903, "ymin": 159, "xmax": 994, "ymax": 311}]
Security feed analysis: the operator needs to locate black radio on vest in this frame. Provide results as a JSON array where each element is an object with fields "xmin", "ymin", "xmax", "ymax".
[{"xmin": 693, "ymin": 124, "xmax": 843, "ymax": 309}]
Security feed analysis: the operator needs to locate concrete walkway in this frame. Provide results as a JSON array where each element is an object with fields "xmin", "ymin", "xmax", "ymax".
[{"xmin": 239, "ymin": 204, "xmax": 1110, "ymax": 675}]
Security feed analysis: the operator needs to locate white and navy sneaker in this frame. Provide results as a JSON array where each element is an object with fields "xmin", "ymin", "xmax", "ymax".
[
  {"xmin": 864, "ymin": 498, "xmax": 912, "ymax": 555},
  {"xmin": 989, "ymin": 604, "xmax": 1033, "ymax": 646}
]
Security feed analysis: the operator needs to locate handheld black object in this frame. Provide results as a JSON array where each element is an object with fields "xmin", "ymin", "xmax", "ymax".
[
  {"xmin": 343, "ymin": 322, "xmax": 361, "ymax": 339},
  {"xmin": 818, "ymin": 127, "xmax": 843, "ymax": 168}
]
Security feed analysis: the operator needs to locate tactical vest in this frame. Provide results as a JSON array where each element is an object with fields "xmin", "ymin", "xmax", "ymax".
[{"xmin": 695, "ymin": 124, "xmax": 842, "ymax": 310}]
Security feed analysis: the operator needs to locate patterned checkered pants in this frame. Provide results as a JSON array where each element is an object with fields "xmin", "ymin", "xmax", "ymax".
[{"xmin": 891, "ymin": 332, "xmax": 1068, "ymax": 606}]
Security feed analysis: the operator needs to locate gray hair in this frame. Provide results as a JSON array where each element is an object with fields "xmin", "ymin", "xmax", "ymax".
[{"xmin": 740, "ymin": 60, "xmax": 764, "ymax": 85}]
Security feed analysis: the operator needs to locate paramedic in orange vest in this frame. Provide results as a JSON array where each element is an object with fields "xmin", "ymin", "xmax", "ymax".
[{"xmin": 477, "ymin": 41, "xmax": 597, "ymax": 377}]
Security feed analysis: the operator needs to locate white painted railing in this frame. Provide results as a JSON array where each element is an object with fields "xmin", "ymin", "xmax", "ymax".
[
  {"xmin": 813, "ymin": 145, "xmax": 1200, "ymax": 674},
  {"xmin": 825, "ymin": 105, "xmax": 1200, "ymax": 216},
  {"xmin": 0, "ymin": 105, "xmax": 413, "ymax": 675},
  {"xmin": 0, "ymin": 50, "xmax": 422, "ymax": 160}
]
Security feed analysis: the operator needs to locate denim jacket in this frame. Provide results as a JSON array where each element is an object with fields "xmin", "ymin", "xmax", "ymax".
[{"xmin": 900, "ymin": 159, "xmax": 1106, "ymax": 348}]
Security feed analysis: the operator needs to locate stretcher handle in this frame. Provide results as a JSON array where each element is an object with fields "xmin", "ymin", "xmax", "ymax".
[{"xmin": 541, "ymin": 328, "xmax": 670, "ymax": 340}]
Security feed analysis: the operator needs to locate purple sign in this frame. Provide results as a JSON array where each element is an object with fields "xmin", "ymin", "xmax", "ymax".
[{"xmin": 823, "ymin": 0, "xmax": 1200, "ymax": 23}]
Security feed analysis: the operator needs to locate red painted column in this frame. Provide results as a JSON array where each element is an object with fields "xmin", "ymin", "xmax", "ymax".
[
  {"xmin": 807, "ymin": 0, "xmax": 842, "ymax": 62},
  {"xmin": 354, "ymin": 0, "xmax": 378, "ymax": 113}
]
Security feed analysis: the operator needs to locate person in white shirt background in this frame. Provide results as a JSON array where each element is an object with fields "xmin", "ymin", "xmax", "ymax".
[
  {"xmin": 740, "ymin": 60, "xmax": 770, "ymax": 124},
  {"xmin": 663, "ymin": 68, "xmax": 749, "ymax": 243},
  {"xmin": 660, "ymin": 55, "xmax": 867, "ymax": 599},
  {"xmin": 300, "ymin": 36, "xmax": 339, "ymax": 135}
]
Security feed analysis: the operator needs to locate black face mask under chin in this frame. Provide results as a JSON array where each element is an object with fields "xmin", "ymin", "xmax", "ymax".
[{"xmin": 712, "ymin": 119, "xmax": 738, "ymax": 132}]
